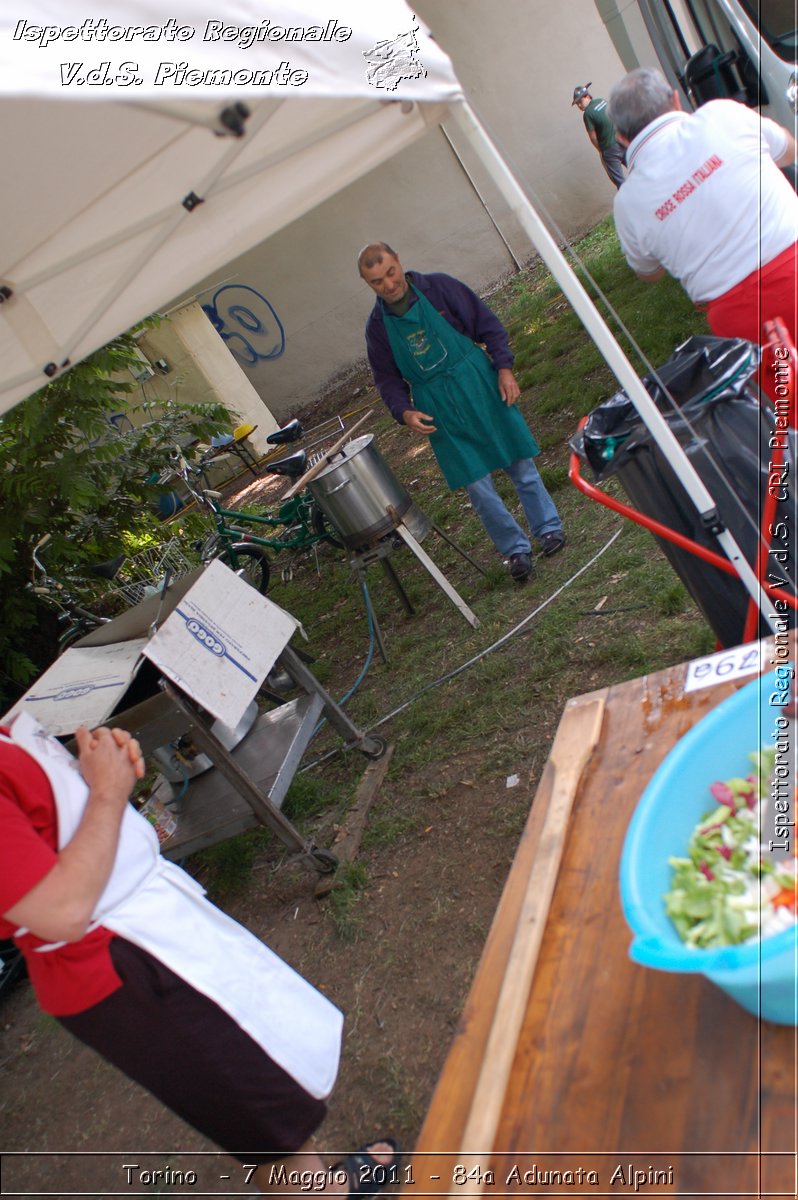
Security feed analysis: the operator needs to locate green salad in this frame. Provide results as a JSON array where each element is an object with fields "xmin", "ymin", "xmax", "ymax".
[{"xmin": 664, "ymin": 747, "xmax": 797, "ymax": 948}]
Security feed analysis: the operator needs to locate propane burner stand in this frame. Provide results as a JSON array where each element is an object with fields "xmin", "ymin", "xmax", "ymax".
[
  {"xmin": 348, "ymin": 509, "xmax": 486, "ymax": 662},
  {"xmin": 301, "ymin": 428, "xmax": 486, "ymax": 657}
]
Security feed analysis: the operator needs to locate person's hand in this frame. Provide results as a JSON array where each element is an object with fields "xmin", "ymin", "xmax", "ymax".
[
  {"xmin": 4, "ymin": 726, "xmax": 147, "ymax": 943},
  {"xmin": 497, "ymin": 368, "xmax": 520, "ymax": 405},
  {"xmin": 109, "ymin": 726, "xmax": 146, "ymax": 775},
  {"xmin": 403, "ymin": 409, "xmax": 437, "ymax": 435},
  {"xmin": 75, "ymin": 726, "xmax": 145, "ymax": 804}
]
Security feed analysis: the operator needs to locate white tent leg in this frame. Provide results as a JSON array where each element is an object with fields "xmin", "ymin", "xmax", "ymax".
[
  {"xmin": 395, "ymin": 521, "xmax": 481, "ymax": 629},
  {"xmin": 448, "ymin": 101, "xmax": 777, "ymax": 636}
]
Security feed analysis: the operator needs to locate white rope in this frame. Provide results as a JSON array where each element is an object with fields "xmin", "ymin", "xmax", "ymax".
[{"xmin": 301, "ymin": 525, "xmax": 623, "ymax": 771}]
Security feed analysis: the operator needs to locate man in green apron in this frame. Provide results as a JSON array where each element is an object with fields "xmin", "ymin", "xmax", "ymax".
[{"xmin": 359, "ymin": 242, "xmax": 564, "ymax": 582}]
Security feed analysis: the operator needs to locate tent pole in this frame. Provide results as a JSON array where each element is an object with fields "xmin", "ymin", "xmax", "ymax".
[
  {"xmin": 448, "ymin": 100, "xmax": 776, "ymax": 635},
  {"xmin": 439, "ymin": 125, "xmax": 523, "ymax": 271}
]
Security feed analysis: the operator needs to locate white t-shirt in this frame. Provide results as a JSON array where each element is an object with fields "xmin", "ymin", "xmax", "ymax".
[{"xmin": 613, "ymin": 100, "xmax": 798, "ymax": 302}]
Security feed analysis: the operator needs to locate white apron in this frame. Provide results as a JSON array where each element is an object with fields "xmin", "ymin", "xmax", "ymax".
[{"xmin": 4, "ymin": 712, "xmax": 342, "ymax": 1100}]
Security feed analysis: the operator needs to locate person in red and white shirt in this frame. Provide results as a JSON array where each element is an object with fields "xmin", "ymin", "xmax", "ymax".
[
  {"xmin": 1, "ymin": 717, "xmax": 397, "ymax": 1196},
  {"xmin": 609, "ymin": 67, "xmax": 798, "ymax": 354}
]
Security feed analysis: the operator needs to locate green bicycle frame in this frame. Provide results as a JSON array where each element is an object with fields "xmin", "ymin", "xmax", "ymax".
[{"xmin": 209, "ymin": 490, "xmax": 331, "ymax": 559}]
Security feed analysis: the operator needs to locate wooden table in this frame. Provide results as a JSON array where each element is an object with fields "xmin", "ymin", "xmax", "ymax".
[{"xmin": 411, "ymin": 659, "xmax": 797, "ymax": 1198}]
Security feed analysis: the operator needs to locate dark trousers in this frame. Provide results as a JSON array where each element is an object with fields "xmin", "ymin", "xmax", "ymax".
[
  {"xmin": 600, "ymin": 141, "xmax": 626, "ymax": 190},
  {"xmin": 59, "ymin": 938, "xmax": 327, "ymax": 1162}
]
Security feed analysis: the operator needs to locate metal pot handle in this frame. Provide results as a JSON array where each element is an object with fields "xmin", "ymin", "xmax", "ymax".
[
  {"xmin": 281, "ymin": 410, "xmax": 372, "ymax": 499},
  {"xmin": 326, "ymin": 478, "xmax": 352, "ymax": 495}
]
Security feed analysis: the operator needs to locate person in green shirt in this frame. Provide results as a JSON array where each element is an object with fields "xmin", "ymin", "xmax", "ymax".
[{"xmin": 572, "ymin": 83, "xmax": 625, "ymax": 189}]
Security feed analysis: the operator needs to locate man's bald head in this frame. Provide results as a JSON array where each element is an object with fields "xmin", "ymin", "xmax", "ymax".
[
  {"xmin": 358, "ymin": 242, "xmax": 409, "ymax": 301},
  {"xmin": 357, "ymin": 242, "xmax": 399, "ymax": 276}
]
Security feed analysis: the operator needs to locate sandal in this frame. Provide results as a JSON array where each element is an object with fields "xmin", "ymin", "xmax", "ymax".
[{"xmin": 335, "ymin": 1139, "xmax": 401, "ymax": 1199}]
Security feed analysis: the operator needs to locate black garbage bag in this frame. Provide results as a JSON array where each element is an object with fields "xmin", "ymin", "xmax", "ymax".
[{"xmin": 570, "ymin": 336, "xmax": 795, "ymax": 648}]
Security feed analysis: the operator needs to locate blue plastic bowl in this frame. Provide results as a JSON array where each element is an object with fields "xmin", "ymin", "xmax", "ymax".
[{"xmin": 619, "ymin": 671, "xmax": 797, "ymax": 1024}]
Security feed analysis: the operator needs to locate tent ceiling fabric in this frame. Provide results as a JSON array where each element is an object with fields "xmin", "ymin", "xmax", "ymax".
[{"xmin": 0, "ymin": 0, "xmax": 462, "ymax": 415}]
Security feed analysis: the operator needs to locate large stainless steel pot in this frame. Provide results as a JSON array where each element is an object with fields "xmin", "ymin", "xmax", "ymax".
[{"xmin": 308, "ymin": 434, "xmax": 417, "ymax": 549}]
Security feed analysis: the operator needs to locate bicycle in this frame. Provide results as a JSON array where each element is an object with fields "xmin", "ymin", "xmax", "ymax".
[
  {"xmin": 29, "ymin": 534, "xmax": 114, "ymax": 652},
  {"xmin": 169, "ymin": 438, "xmax": 344, "ymax": 594}
]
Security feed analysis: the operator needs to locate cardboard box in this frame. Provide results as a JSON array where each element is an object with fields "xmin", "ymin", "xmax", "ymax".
[{"xmin": 4, "ymin": 563, "xmax": 297, "ymax": 738}]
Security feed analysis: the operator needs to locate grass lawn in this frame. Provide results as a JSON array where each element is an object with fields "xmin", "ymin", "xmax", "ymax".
[{"xmin": 197, "ymin": 215, "xmax": 719, "ymax": 891}]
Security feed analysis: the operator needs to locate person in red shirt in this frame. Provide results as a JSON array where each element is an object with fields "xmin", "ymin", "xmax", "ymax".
[{"xmin": 1, "ymin": 719, "xmax": 396, "ymax": 1196}]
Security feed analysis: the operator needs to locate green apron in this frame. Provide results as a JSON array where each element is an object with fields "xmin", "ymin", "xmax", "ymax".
[{"xmin": 382, "ymin": 285, "xmax": 538, "ymax": 489}]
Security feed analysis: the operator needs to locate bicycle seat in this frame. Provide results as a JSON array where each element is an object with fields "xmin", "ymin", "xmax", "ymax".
[
  {"xmin": 266, "ymin": 418, "xmax": 303, "ymax": 445},
  {"xmin": 265, "ymin": 449, "xmax": 308, "ymax": 478},
  {"xmin": 86, "ymin": 553, "xmax": 126, "ymax": 580}
]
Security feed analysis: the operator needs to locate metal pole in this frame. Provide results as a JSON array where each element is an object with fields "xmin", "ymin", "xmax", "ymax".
[
  {"xmin": 439, "ymin": 124, "xmax": 523, "ymax": 271},
  {"xmin": 395, "ymin": 521, "xmax": 481, "ymax": 629}
]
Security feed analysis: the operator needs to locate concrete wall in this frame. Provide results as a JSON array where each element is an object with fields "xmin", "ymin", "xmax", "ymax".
[
  {"xmin": 172, "ymin": 0, "xmax": 627, "ymax": 420},
  {"xmin": 132, "ymin": 304, "xmax": 280, "ymax": 453},
  {"xmin": 595, "ymin": 0, "xmax": 663, "ymax": 71}
]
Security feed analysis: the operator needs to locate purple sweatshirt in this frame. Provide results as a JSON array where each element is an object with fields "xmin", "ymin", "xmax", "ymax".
[{"xmin": 364, "ymin": 270, "xmax": 515, "ymax": 424}]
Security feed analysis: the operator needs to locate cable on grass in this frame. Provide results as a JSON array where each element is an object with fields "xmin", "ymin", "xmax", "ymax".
[{"xmin": 301, "ymin": 525, "xmax": 623, "ymax": 772}]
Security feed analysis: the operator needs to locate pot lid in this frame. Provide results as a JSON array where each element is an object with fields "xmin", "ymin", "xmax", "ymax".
[{"xmin": 313, "ymin": 433, "xmax": 374, "ymax": 480}]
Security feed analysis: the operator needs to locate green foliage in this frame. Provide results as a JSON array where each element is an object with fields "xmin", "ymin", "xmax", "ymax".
[
  {"xmin": 538, "ymin": 463, "xmax": 569, "ymax": 493},
  {"xmin": 655, "ymin": 581, "xmax": 689, "ymax": 617},
  {"xmin": 0, "ymin": 329, "xmax": 232, "ymax": 704},
  {"xmin": 283, "ymin": 772, "xmax": 340, "ymax": 820}
]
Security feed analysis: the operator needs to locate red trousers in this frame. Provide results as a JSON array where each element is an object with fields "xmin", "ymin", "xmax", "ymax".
[{"xmin": 704, "ymin": 241, "xmax": 797, "ymax": 404}]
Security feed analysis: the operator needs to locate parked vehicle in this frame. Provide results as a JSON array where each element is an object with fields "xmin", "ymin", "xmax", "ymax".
[
  {"xmin": 599, "ymin": 1, "xmax": 797, "ymax": 186},
  {"xmin": 168, "ymin": 437, "xmax": 344, "ymax": 594}
]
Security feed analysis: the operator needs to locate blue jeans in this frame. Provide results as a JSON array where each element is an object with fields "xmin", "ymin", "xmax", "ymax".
[{"xmin": 465, "ymin": 458, "xmax": 562, "ymax": 557}]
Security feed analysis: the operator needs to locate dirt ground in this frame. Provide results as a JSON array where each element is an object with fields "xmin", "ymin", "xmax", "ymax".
[
  {"xmin": 0, "ymin": 323, "xmax": 714, "ymax": 1199},
  {"xmin": 0, "ymin": 368, "xmax": 565, "ymax": 1200}
]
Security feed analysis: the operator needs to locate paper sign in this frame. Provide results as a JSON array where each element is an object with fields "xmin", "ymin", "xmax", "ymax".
[
  {"xmin": 2, "ymin": 638, "xmax": 148, "ymax": 735},
  {"xmin": 142, "ymin": 557, "xmax": 297, "ymax": 727},
  {"xmin": 684, "ymin": 639, "xmax": 768, "ymax": 693}
]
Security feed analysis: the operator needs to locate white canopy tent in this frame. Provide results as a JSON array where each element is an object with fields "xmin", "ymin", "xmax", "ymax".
[
  {"xmin": 0, "ymin": 0, "xmax": 770, "ymax": 626},
  {"xmin": 0, "ymin": 0, "xmax": 460, "ymax": 412}
]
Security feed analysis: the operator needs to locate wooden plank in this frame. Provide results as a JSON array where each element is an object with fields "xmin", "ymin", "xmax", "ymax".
[
  {"xmin": 450, "ymin": 691, "xmax": 606, "ymax": 1196},
  {"xmin": 411, "ymin": 733, "xmax": 557, "ymax": 1171},
  {"xmin": 315, "ymin": 743, "xmax": 395, "ymax": 898},
  {"xmin": 395, "ymin": 523, "xmax": 480, "ymax": 629},
  {"xmin": 495, "ymin": 662, "xmax": 774, "ymax": 1193}
]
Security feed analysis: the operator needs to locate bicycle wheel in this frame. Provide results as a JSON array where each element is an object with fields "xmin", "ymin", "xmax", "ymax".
[
  {"xmin": 311, "ymin": 503, "xmax": 344, "ymax": 549},
  {"xmin": 58, "ymin": 623, "xmax": 94, "ymax": 654},
  {"xmin": 217, "ymin": 543, "xmax": 271, "ymax": 594}
]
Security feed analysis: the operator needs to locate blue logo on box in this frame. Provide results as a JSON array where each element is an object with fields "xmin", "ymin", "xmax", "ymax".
[
  {"xmin": 176, "ymin": 608, "xmax": 257, "ymax": 683},
  {"xmin": 186, "ymin": 619, "xmax": 225, "ymax": 657}
]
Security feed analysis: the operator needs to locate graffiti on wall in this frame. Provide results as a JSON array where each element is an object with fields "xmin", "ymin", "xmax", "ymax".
[{"xmin": 202, "ymin": 284, "xmax": 286, "ymax": 367}]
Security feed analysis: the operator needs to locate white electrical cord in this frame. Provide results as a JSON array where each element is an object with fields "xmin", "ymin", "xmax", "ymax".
[{"xmin": 301, "ymin": 526, "xmax": 623, "ymax": 772}]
